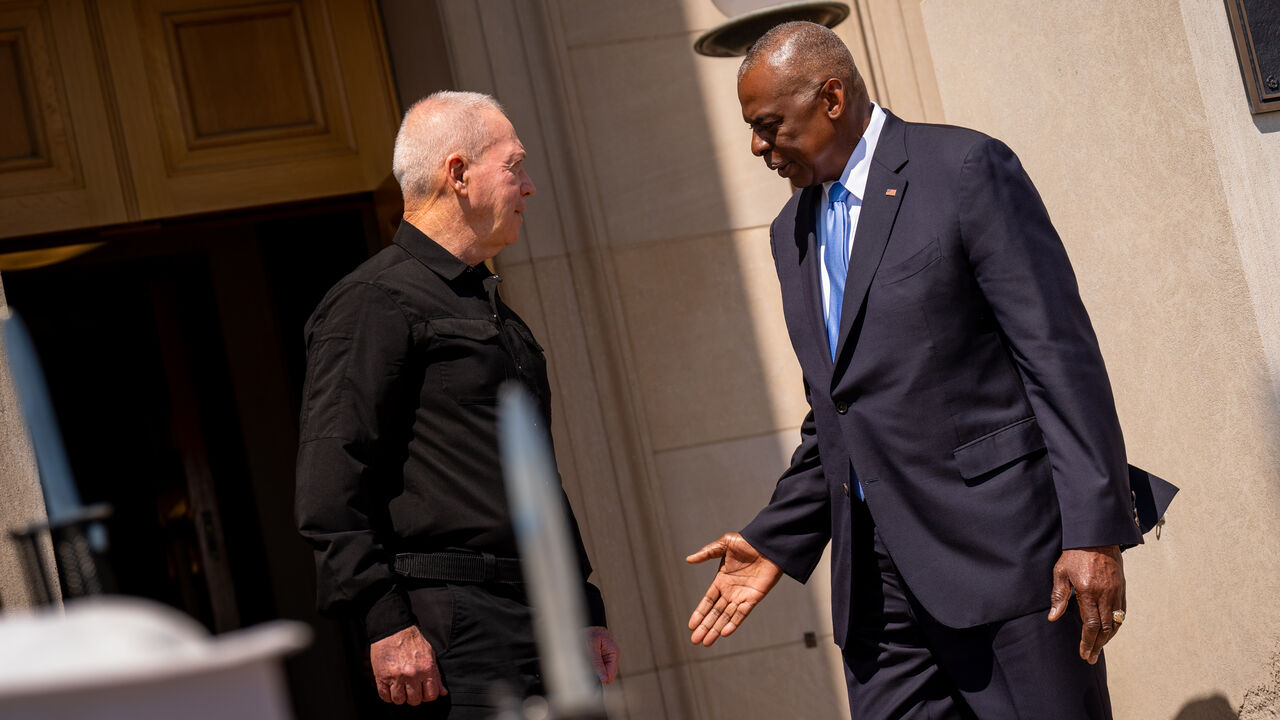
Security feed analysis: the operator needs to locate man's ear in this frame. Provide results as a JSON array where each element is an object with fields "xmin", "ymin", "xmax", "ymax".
[
  {"xmin": 446, "ymin": 153, "xmax": 467, "ymax": 195},
  {"xmin": 820, "ymin": 78, "xmax": 845, "ymax": 119}
]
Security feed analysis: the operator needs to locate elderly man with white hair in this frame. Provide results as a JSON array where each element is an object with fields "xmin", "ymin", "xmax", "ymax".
[{"xmin": 296, "ymin": 91, "xmax": 619, "ymax": 718}]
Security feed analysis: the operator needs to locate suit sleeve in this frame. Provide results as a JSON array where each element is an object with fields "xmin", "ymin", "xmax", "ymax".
[
  {"xmin": 741, "ymin": 377, "xmax": 833, "ymax": 583},
  {"xmin": 740, "ymin": 223, "xmax": 832, "ymax": 582},
  {"xmin": 959, "ymin": 137, "xmax": 1141, "ymax": 549},
  {"xmin": 295, "ymin": 281, "xmax": 418, "ymax": 643}
]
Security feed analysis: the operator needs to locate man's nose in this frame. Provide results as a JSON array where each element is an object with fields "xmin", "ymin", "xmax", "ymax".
[
  {"xmin": 750, "ymin": 131, "xmax": 769, "ymax": 157},
  {"xmin": 521, "ymin": 170, "xmax": 536, "ymax": 197}
]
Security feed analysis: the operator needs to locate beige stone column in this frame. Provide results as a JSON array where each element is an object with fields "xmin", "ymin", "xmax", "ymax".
[
  {"xmin": 434, "ymin": 3, "xmax": 706, "ymax": 717},
  {"xmin": 0, "ymin": 275, "xmax": 56, "ymax": 609},
  {"xmin": 921, "ymin": 1, "xmax": 1280, "ymax": 717}
]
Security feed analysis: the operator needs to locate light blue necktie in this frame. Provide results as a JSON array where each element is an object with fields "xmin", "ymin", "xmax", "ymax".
[
  {"xmin": 823, "ymin": 182, "xmax": 865, "ymax": 501},
  {"xmin": 823, "ymin": 182, "xmax": 851, "ymax": 360}
]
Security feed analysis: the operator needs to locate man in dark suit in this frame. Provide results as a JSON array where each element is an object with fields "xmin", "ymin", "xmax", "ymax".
[{"xmin": 687, "ymin": 22, "xmax": 1144, "ymax": 719}]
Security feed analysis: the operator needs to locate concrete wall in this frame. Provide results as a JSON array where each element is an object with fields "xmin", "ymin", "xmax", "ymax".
[{"xmin": 921, "ymin": 1, "xmax": 1280, "ymax": 718}]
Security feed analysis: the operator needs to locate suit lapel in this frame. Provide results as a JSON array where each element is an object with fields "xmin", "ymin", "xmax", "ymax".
[
  {"xmin": 832, "ymin": 112, "xmax": 909, "ymax": 366},
  {"xmin": 791, "ymin": 187, "xmax": 832, "ymax": 373}
]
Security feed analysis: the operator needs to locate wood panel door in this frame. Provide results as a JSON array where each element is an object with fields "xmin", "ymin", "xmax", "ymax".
[
  {"xmin": 0, "ymin": 0, "xmax": 129, "ymax": 236},
  {"xmin": 0, "ymin": 0, "xmax": 400, "ymax": 239},
  {"xmin": 96, "ymin": 0, "xmax": 399, "ymax": 219}
]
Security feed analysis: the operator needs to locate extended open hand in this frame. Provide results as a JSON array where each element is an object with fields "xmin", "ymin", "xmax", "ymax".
[{"xmin": 686, "ymin": 533, "xmax": 783, "ymax": 647}]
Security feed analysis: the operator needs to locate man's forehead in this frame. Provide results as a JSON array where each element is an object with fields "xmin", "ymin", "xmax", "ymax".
[
  {"xmin": 477, "ymin": 135, "xmax": 524, "ymax": 165},
  {"xmin": 742, "ymin": 102, "xmax": 780, "ymax": 124},
  {"xmin": 739, "ymin": 58, "xmax": 802, "ymax": 94},
  {"xmin": 739, "ymin": 69, "xmax": 795, "ymax": 118},
  {"xmin": 480, "ymin": 110, "xmax": 524, "ymax": 156},
  {"xmin": 498, "ymin": 136, "xmax": 525, "ymax": 157}
]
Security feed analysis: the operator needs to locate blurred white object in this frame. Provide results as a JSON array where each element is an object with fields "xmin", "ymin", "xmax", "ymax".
[
  {"xmin": 0, "ymin": 596, "xmax": 310, "ymax": 719},
  {"xmin": 498, "ymin": 384, "xmax": 603, "ymax": 718}
]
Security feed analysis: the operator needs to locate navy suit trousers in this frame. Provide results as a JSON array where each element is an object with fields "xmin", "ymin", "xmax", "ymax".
[{"xmin": 843, "ymin": 502, "xmax": 1113, "ymax": 720}]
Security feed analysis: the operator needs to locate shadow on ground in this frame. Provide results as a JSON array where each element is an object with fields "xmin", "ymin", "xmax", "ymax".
[{"xmin": 1174, "ymin": 694, "xmax": 1238, "ymax": 720}]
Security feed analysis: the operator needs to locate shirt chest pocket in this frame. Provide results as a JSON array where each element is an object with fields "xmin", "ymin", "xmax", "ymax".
[
  {"xmin": 428, "ymin": 317, "xmax": 508, "ymax": 405},
  {"xmin": 507, "ymin": 321, "xmax": 544, "ymax": 365}
]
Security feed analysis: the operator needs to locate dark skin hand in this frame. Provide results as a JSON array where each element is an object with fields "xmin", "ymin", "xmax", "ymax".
[
  {"xmin": 688, "ymin": 536, "xmax": 1127, "ymax": 663},
  {"xmin": 685, "ymin": 533, "xmax": 783, "ymax": 646},
  {"xmin": 1048, "ymin": 545, "xmax": 1126, "ymax": 664}
]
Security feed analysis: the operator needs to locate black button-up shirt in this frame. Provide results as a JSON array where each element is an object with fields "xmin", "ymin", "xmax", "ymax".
[{"xmin": 296, "ymin": 221, "xmax": 604, "ymax": 642}]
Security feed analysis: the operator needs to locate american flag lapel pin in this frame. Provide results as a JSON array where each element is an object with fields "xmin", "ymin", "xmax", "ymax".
[{"xmin": 885, "ymin": 188, "xmax": 898, "ymax": 197}]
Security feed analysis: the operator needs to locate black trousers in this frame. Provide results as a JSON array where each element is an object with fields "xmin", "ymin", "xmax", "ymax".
[
  {"xmin": 843, "ymin": 502, "xmax": 1113, "ymax": 720},
  {"xmin": 366, "ymin": 583, "xmax": 543, "ymax": 719}
]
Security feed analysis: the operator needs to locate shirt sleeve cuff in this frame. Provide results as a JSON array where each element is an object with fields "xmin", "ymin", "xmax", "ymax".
[
  {"xmin": 583, "ymin": 581, "xmax": 608, "ymax": 628},
  {"xmin": 364, "ymin": 585, "xmax": 418, "ymax": 644}
]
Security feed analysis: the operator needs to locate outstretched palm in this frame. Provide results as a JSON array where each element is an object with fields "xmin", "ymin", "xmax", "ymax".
[{"xmin": 686, "ymin": 532, "xmax": 783, "ymax": 646}]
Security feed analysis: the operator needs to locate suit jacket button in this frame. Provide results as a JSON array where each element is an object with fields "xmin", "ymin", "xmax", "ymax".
[
  {"xmin": 835, "ymin": 401, "xmax": 848, "ymax": 414},
  {"xmin": 842, "ymin": 483, "xmax": 850, "ymax": 496}
]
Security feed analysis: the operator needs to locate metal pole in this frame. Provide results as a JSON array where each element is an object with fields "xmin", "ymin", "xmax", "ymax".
[
  {"xmin": 1, "ymin": 310, "xmax": 113, "ymax": 601},
  {"xmin": 498, "ymin": 383, "xmax": 607, "ymax": 720}
]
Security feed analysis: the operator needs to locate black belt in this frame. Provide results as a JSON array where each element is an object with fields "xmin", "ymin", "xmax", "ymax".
[{"xmin": 393, "ymin": 552, "xmax": 524, "ymax": 584}]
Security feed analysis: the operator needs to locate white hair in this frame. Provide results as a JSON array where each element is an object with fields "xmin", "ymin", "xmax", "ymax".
[{"xmin": 393, "ymin": 90, "xmax": 506, "ymax": 201}]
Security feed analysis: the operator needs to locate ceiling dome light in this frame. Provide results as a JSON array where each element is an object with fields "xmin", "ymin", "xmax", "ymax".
[{"xmin": 694, "ymin": 1, "xmax": 851, "ymax": 58}]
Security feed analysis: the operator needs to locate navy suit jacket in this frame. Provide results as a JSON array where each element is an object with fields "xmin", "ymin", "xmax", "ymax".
[{"xmin": 741, "ymin": 111, "xmax": 1144, "ymax": 647}]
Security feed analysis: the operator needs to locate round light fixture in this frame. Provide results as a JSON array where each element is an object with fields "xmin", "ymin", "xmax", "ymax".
[{"xmin": 694, "ymin": 1, "xmax": 851, "ymax": 58}]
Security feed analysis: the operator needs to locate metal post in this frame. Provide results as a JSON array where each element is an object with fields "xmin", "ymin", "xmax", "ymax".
[{"xmin": 498, "ymin": 384, "xmax": 608, "ymax": 720}]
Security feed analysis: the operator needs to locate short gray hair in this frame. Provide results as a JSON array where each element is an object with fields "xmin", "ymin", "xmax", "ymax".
[
  {"xmin": 739, "ymin": 21, "xmax": 861, "ymax": 99},
  {"xmin": 393, "ymin": 90, "xmax": 506, "ymax": 201}
]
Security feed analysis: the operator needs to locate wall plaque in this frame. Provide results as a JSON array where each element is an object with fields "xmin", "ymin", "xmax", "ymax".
[{"xmin": 1225, "ymin": 0, "xmax": 1280, "ymax": 114}]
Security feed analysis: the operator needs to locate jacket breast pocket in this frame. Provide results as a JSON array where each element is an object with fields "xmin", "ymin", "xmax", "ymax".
[
  {"xmin": 952, "ymin": 416, "xmax": 1046, "ymax": 480},
  {"xmin": 429, "ymin": 317, "xmax": 506, "ymax": 404},
  {"xmin": 879, "ymin": 237, "xmax": 941, "ymax": 286}
]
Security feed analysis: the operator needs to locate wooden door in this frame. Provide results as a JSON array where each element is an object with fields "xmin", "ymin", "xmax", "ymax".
[
  {"xmin": 0, "ymin": 0, "xmax": 129, "ymax": 236},
  {"xmin": 0, "ymin": 0, "xmax": 400, "ymax": 239}
]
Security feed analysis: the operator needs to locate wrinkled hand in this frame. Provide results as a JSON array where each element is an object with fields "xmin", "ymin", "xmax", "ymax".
[
  {"xmin": 586, "ymin": 626, "xmax": 620, "ymax": 684},
  {"xmin": 370, "ymin": 625, "xmax": 447, "ymax": 705},
  {"xmin": 686, "ymin": 533, "xmax": 783, "ymax": 647},
  {"xmin": 1048, "ymin": 545, "xmax": 1125, "ymax": 665}
]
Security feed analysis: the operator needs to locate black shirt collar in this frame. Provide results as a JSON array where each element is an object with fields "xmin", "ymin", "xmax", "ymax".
[{"xmin": 393, "ymin": 220, "xmax": 488, "ymax": 282}]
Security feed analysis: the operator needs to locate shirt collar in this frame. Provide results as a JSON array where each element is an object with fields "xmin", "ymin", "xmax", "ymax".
[
  {"xmin": 823, "ymin": 102, "xmax": 887, "ymax": 206},
  {"xmin": 393, "ymin": 220, "xmax": 487, "ymax": 282}
]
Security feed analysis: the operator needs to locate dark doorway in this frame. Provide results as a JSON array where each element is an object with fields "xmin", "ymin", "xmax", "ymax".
[{"xmin": 2, "ymin": 195, "xmax": 388, "ymax": 719}]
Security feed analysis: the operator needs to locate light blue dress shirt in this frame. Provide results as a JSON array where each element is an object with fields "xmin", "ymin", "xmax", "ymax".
[{"xmin": 818, "ymin": 102, "xmax": 888, "ymax": 332}]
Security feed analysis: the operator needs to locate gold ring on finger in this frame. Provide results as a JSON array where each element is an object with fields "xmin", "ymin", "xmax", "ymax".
[{"xmin": 1112, "ymin": 609, "xmax": 1126, "ymax": 624}]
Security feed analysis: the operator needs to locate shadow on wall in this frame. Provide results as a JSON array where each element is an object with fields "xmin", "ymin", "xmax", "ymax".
[
  {"xmin": 1254, "ymin": 111, "xmax": 1280, "ymax": 134},
  {"xmin": 1174, "ymin": 695, "xmax": 1238, "ymax": 720}
]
